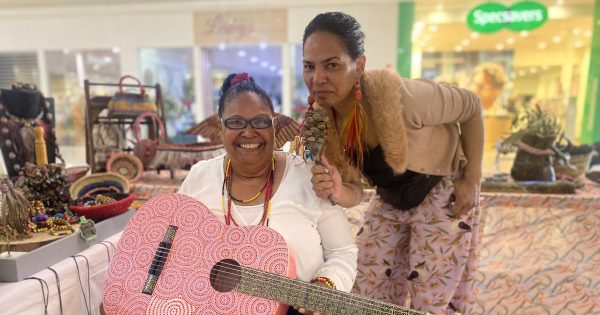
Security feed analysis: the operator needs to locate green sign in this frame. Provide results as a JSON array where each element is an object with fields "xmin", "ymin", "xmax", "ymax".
[{"xmin": 467, "ymin": 1, "xmax": 548, "ymax": 33}]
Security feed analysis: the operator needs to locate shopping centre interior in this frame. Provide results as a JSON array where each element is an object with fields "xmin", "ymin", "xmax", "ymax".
[{"xmin": 0, "ymin": 0, "xmax": 599, "ymax": 314}]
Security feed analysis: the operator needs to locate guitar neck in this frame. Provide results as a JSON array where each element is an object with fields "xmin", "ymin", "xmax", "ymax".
[{"xmin": 235, "ymin": 265, "xmax": 426, "ymax": 315}]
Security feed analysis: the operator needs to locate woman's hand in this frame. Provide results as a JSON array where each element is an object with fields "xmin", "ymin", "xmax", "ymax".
[
  {"xmin": 449, "ymin": 176, "xmax": 480, "ymax": 217},
  {"xmin": 310, "ymin": 155, "xmax": 343, "ymax": 201}
]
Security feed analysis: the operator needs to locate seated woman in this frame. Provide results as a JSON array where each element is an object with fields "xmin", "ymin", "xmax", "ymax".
[{"xmin": 178, "ymin": 73, "xmax": 358, "ymax": 315}]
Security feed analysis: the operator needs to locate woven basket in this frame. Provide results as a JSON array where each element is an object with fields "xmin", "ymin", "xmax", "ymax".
[
  {"xmin": 69, "ymin": 193, "xmax": 136, "ymax": 221},
  {"xmin": 64, "ymin": 165, "xmax": 90, "ymax": 183},
  {"xmin": 69, "ymin": 172, "xmax": 130, "ymax": 200},
  {"xmin": 554, "ymin": 152, "xmax": 595, "ymax": 178},
  {"xmin": 106, "ymin": 152, "xmax": 144, "ymax": 183}
]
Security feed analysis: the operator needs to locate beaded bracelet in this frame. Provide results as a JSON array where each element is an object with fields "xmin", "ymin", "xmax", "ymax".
[{"xmin": 311, "ymin": 276, "xmax": 336, "ymax": 289}]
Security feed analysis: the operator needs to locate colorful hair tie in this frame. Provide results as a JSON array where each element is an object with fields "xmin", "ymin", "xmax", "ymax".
[{"xmin": 231, "ymin": 72, "xmax": 251, "ymax": 86}]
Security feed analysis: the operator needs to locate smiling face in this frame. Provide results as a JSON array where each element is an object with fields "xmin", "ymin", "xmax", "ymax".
[
  {"xmin": 220, "ymin": 91, "xmax": 275, "ymax": 171},
  {"xmin": 303, "ymin": 31, "xmax": 365, "ymax": 112}
]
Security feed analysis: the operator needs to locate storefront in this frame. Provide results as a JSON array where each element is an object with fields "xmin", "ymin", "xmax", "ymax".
[{"xmin": 411, "ymin": 0, "xmax": 597, "ymax": 151}]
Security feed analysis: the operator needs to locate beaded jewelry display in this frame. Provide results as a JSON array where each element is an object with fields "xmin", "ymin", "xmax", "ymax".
[
  {"xmin": 221, "ymin": 154, "xmax": 275, "ymax": 226},
  {"xmin": 0, "ymin": 86, "xmax": 62, "ymax": 178}
]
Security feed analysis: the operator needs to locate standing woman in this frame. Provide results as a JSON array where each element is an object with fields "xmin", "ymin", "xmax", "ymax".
[{"xmin": 302, "ymin": 12, "xmax": 484, "ymax": 315}]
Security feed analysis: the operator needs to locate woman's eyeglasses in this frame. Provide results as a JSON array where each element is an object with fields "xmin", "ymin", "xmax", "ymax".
[{"xmin": 221, "ymin": 116, "xmax": 273, "ymax": 129}]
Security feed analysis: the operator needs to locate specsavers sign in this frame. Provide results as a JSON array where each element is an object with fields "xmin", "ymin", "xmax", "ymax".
[{"xmin": 467, "ymin": 1, "xmax": 548, "ymax": 33}]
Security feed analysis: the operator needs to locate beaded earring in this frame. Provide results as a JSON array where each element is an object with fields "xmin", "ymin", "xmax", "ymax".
[
  {"xmin": 340, "ymin": 81, "xmax": 366, "ymax": 167},
  {"xmin": 307, "ymin": 95, "xmax": 315, "ymax": 110}
]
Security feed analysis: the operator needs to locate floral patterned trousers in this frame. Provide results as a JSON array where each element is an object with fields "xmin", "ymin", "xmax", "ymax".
[{"xmin": 352, "ymin": 177, "xmax": 481, "ymax": 315}]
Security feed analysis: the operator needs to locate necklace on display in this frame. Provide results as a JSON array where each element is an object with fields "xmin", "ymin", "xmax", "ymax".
[{"xmin": 221, "ymin": 154, "xmax": 275, "ymax": 226}]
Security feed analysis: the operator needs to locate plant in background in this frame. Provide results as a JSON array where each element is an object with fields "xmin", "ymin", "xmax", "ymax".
[{"xmin": 502, "ymin": 104, "xmax": 572, "ymax": 181}]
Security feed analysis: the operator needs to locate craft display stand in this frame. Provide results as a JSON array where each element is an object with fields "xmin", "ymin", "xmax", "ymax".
[
  {"xmin": 0, "ymin": 209, "xmax": 134, "ymax": 282},
  {"xmin": 83, "ymin": 79, "xmax": 166, "ymax": 173}
]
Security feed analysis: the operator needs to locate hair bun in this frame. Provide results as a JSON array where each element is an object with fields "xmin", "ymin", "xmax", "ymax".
[{"xmin": 231, "ymin": 72, "xmax": 251, "ymax": 86}]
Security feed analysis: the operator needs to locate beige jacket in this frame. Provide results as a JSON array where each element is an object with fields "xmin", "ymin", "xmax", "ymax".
[{"xmin": 323, "ymin": 69, "xmax": 482, "ymax": 182}]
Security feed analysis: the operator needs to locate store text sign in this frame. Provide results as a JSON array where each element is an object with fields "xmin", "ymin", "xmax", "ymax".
[
  {"xmin": 194, "ymin": 10, "xmax": 287, "ymax": 45},
  {"xmin": 467, "ymin": 1, "xmax": 548, "ymax": 33}
]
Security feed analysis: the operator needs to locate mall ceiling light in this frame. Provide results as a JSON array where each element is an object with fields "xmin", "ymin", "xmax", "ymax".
[
  {"xmin": 237, "ymin": 50, "xmax": 247, "ymax": 57},
  {"xmin": 556, "ymin": 0, "xmax": 564, "ymax": 6},
  {"xmin": 218, "ymin": 43, "xmax": 226, "ymax": 51},
  {"xmin": 520, "ymin": 31, "xmax": 529, "ymax": 38},
  {"xmin": 518, "ymin": 69, "xmax": 526, "ymax": 76},
  {"xmin": 250, "ymin": 56, "xmax": 258, "ymax": 63},
  {"xmin": 538, "ymin": 42, "xmax": 547, "ymax": 49},
  {"xmin": 269, "ymin": 65, "xmax": 277, "ymax": 72},
  {"xmin": 572, "ymin": 28, "xmax": 581, "ymax": 36},
  {"xmin": 584, "ymin": 30, "xmax": 592, "ymax": 37},
  {"xmin": 259, "ymin": 42, "xmax": 267, "ymax": 50},
  {"xmin": 260, "ymin": 61, "xmax": 269, "ymax": 67},
  {"xmin": 542, "ymin": 65, "xmax": 550, "ymax": 70},
  {"xmin": 428, "ymin": 25, "xmax": 438, "ymax": 32},
  {"xmin": 496, "ymin": 43, "xmax": 504, "ymax": 50},
  {"xmin": 461, "ymin": 39, "xmax": 470, "ymax": 46},
  {"xmin": 63, "ymin": 48, "xmax": 70, "ymax": 54},
  {"xmin": 574, "ymin": 40, "xmax": 584, "ymax": 48},
  {"xmin": 530, "ymin": 67, "xmax": 538, "ymax": 74},
  {"xmin": 506, "ymin": 37, "xmax": 515, "ymax": 45},
  {"xmin": 470, "ymin": 32, "xmax": 480, "ymax": 39},
  {"xmin": 112, "ymin": 47, "xmax": 120, "ymax": 54},
  {"xmin": 427, "ymin": 46, "xmax": 435, "ymax": 53},
  {"xmin": 454, "ymin": 45, "xmax": 463, "ymax": 52},
  {"xmin": 552, "ymin": 35, "xmax": 562, "ymax": 44},
  {"xmin": 436, "ymin": 4, "xmax": 444, "ymax": 11}
]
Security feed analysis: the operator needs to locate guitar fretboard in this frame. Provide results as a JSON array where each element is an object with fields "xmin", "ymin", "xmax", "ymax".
[{"xmin": 235, "ymin": 265, "xmax": 426, "ymax": 315}]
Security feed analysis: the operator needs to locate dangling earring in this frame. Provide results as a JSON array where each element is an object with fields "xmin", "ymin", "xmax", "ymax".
[
  {"xmin": 340, "ymin": 81, "xmax": 366, "ymax": 167},
  {"xmin": 307, "ymin": 95, "xmax": 315, "ymax": 110}
]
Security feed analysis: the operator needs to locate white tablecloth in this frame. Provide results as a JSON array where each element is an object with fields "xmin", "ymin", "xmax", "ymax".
[{"xmin": 0, "ymin": 232, "xmax": 122, "ymax": 315}]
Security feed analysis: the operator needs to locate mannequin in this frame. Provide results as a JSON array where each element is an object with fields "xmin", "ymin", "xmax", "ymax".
[{"xmin": 0, "ymin": 84, "xmax": 59, "ymax": 178}]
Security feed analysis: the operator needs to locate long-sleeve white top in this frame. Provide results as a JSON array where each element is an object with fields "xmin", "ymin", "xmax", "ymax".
[{"xmin": 178, "ymin": 152, "xmax": 358, "ymax": 292}]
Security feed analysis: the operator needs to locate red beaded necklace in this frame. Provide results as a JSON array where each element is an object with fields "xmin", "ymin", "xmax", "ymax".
[{"xmin": 221, "ymin": 154, "xmax": 275, "ymax": 226}]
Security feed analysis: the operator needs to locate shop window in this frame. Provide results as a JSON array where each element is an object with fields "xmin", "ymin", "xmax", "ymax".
[
  {"xmin": 0, "ymin": 52, "xmax": 39, "ymax": 88},
  {"xmin": 45, "ymin": 49, "xmax": 121, "ymax": 165},
  {"xmin": 139, "ymin": 48, "xmax": 195, "ymax": 144},
  {"xmin": 422, "ymin": 51, "xmax": 514, "ymax": 115},
  {"xmin": 201, "ymin": 44, "xmax": 282, "ymax": 116},
  {"xmin": 291, "ymin": 44, "xmax": 309, "ymax": 121}
]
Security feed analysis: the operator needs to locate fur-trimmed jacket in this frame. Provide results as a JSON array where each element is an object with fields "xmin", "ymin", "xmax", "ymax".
[{"xmin": 323, "ymin": 69, "xmax": 482, "ymax": 183}]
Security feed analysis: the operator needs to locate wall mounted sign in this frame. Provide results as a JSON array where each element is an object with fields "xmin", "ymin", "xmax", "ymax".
[
  {"xmin": 194, "ymin": 10, "xmax": 287, "ymax": 45},
  {"xmin": 467, "ymin": 1, "xmax": 548, "ymax": 33}
]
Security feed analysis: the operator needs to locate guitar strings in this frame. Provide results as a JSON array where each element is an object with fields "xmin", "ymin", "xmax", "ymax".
[
  {"xmin": 209, "ymin": 261, "xmax": 421, "ymax": 315},
  {"xmin": 145, "ymin": 255, "xmax": 422, "ymax": 315}
]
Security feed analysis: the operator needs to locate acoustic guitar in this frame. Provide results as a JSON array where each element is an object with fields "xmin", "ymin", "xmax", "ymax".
[{"xmin": 103, "ymin": 193, "xmax": 426, "ymax": 315}]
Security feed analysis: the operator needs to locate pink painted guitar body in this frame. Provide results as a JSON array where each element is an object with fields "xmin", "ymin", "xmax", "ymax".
[{"xmin": 103, "ymin": 193, "xmax": 295, "ymax": 315}]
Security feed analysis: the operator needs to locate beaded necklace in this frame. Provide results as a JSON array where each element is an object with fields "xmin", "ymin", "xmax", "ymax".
[{"xmin": 221, "ymin": 154, "xmax": 275, "ymax": 226}]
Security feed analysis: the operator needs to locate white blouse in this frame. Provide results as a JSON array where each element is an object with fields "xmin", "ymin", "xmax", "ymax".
[{"xmin": 178, "ymin": 153, "xmax": 358, "ymax": 292}]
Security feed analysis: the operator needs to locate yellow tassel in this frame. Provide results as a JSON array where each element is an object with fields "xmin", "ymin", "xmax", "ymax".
[{"xmin": 340, "ymin": 101, "xmax": 366, "ymax": 168}]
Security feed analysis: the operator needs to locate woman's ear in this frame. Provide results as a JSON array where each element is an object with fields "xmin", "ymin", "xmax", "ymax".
[{"xmin": 356, "ymin": 55, "xmax": 366, "ymax": 77}]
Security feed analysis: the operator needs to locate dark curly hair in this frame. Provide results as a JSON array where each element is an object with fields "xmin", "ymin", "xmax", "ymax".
[
  {"xmin": 302, "ymin": 11, "xmax": 365, "ymax": 60},
  {"xmin": 217, "ymin": 73, "xmax": 274, "ymax": 117}
]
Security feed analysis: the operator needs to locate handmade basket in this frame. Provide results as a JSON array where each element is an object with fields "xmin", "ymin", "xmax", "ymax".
[
  {"xmin": 106, "ymin": 152, "xmax": 144, "ymax": 183},
  {"xmin": 64, "ymin": 165, "xmax": 90, "ymax": 183},
  {"xmin": 69, "ymin": 172, "xmax": 130, "ymax": 200},
  {"xmin": 69, "ymin": 193, "xmax": 136, "ymax": 221},
  {"xmin": 554, "ymin": 151, "xmax": 596, "ymax": 178}
]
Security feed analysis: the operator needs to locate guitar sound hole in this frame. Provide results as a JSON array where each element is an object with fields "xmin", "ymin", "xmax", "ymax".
[{"xmin": 210, "ymin": 259, "xmax": 242, "ymax": 293}]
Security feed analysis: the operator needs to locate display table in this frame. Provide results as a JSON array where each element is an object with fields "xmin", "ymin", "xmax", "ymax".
[
  {"xmin": 0, "ymin": 232, "xmax": 121, "ymax": 315},
  {"xmin": 346, "ymin": 182, "xmax": 600, "ymax": 314}
]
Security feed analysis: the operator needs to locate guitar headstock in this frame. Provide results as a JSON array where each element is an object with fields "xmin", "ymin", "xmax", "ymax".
[{"xmin": 301, "ymin": 108, "xmax": 329, "ymax": 164}]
